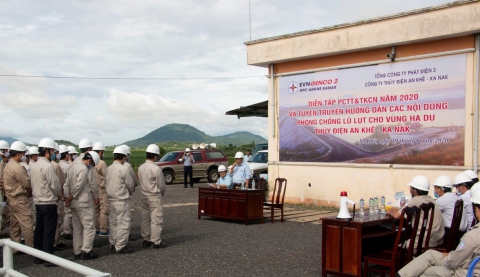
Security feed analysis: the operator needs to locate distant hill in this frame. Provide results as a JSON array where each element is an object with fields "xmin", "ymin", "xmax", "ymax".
[
  {"xmin": 55, "ymin": 140, "xmax": 77, "ymax": 147},
  {"xmin": 0, "ymin": 137, "xmax": 18, "ymax": 145},
  {"xmin": 124, "ymin": 123, "xmax": 267, "ymax": 147}
]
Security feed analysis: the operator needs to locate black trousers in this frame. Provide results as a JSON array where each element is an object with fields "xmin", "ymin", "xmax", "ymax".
[
  {"xmin": 34, "ymin": 204, "xmax": 58, "ymax": 255},
  {"xmin": 184, "ymin": 166, "xmax": 193, "ymax": 187}
]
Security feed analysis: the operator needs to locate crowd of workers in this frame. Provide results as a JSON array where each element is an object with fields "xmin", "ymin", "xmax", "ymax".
[
  {"xmin": 0, "ymin": 138, "xmax": 166, "ymax": 267},
  {"xmin": 4, "ymin": 136, "xmax": 480, "ymax": 275},
  {"xmin": 389, "ymin": 171, "xmax": 480, "ymax": 276}
]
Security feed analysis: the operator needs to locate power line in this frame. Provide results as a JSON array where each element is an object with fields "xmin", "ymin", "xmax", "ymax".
[{"xmin": 0, "ymin": 74, "xmax": 266, "ymax": 80}]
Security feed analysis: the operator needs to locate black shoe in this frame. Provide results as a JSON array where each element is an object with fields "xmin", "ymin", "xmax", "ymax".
[
  {"xmin": 110, "ymin": 245, "xmax": 116, "ymax": 254},
  {"xmin": 44, "ymin": 262, "xmax": 58, "ymax": 267},
  {"xmin": 93, "ymin": 241, "xmax": 102, "ymax": 248},
  {"xmin": 34, "ymin": 258, "xmax": 44, "ymax": 264},
  {"xmin": 116, "ymin": 246, "xmax": 134, "ymax": 254},
  {"xmin": 184, "ymin": 186, "xmax": 187, "ymax": 188},
  {"xmin": 152, "ymin": 242, "xmax": 167, "ymax": 249},
  {"xmin": 74, "ymin": 254, "xmax": 80, "ymax": 260},
  {"xmin": 79, "ymin": 250, "xmax": 99, "ymax": 260},
  {"xmin": 128, "ymin": 235, "xmax": 138, "ymax": 241},
  {"xmin": 62, "ymin": 234, "xmax": 73, "ymax": 240},
  {"xmin": 54, "ymin": 243, "xmax": 67, "ymax": 251},
  {"xmin": 142, "ymin": 240, "xmax": 153, "ymax": 248},
  {"xmin": 190, "ymin": 186, "xmax": 193, "ymax": 188}
]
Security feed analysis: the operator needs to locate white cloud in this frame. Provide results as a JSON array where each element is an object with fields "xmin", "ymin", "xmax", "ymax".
[{"xmin": 0, "ymin": 0, "xmax": 453, "ymax": 145}]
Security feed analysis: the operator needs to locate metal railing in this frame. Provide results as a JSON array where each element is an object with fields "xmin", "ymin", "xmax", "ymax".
[{"xmin": 0, "ymin": 239, "xmax": 110, "ymax": 277}]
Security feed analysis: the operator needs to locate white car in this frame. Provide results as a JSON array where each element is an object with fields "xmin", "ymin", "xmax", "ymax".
[{"xmin": 247, "ymin": 150, "xmax": 268, "ymax": 178}]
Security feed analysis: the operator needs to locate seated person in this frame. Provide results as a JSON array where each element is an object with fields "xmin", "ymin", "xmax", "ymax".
[
  {"xmin": 463, "ymin": 169, "xmax": 479, "ymax": 183},
  {"xmin": 387, "ymin": 175, "xmax": 444, "ymax": 250},
  {"xmin": 453, "ymin": 173, "xmax": 474, "ymax": 226},
  {"xmin": 433, "ymin": 176, "xmax": 469, "ymax": 242},
  {"xmin": 216, "ymin": 165, "xmax": 232, "ymax": 189},
  {"xmin": 397, "ymin": 183, "xmax": 480, "ymax": 277}
]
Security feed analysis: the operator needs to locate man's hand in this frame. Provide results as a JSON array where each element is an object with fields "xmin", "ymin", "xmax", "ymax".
[
  {"xmin": 386, "ymin": 206, "xmax": 401, "ymax": 218},
  {"xmin": 442, "ymin": 252, "xmax": 448, "ymax": 258},
  {"xmin": 94, "ymin": 198, "xmax": 100, "ymax": 205},
  {"xmin": 65, "ymin": 196, "xmax": 73, "ymax": 207}
]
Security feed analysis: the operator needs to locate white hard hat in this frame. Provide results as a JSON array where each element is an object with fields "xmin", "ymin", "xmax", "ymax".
[
  {"xmin": 54, "ymin": 142, "xmax": 59, "ymax": 151},
  {"xmin": 433, "ymin": 176, "xmax": 453, "ymax": 189},
  {"xmin": 0, "ymin": 140, "xmax": 9, "ymax": 150},
  {"xmin": 408, "ymin": 175, "xmax": 430, "ymax": 192},
  {"xmin": 453, "ymin": 173, "xmax": 472, "ymax": 186},
  {"xmin": 9, "ymin": 141, "xmax": 27, "ymax": 152},
  {"xmin": 185, "ymin": 148, "xmax": 190, "ymax": 152},
  {"xmin": 25, "ymin": 150, "xmax": 29, "ymax": 155},
  {"xmin": 92, "ymin": 142, "xmax": 105, "ymax": 151},
  {"xmin": 87, "ymin": 151, "xmax": 100, "ymax": 166},
  {"xmin": 463, "ymin": 170, "xmax": 478, "ymax": 181},
  {"xmin": 113, "ymin": 146, "xmax": 128, "ymax": 155},
  {"xmin": 471, "ymin": 182, "xmax": 480, "ymax": 197},
  {"xmin": 146, "ymin": 144, "xmax": 160, "ymax": 155},
  {"xmin": 218, "ymin": 165, "xmax": 226, "ymax": 172},
  {"xmin": 28, "ymin": 146, "xmax": 39, "ymax": 155},
  {"xmin": 471, "ymin": 182, "xmax": 480, "ymax": 205},
  {"xmin": 38, "ymin": 138, "xmax": 56, "ymax": 149},
  {"xmin": 234, "ymin": 152, "xmax": 244, "ymax": 159},
  {"xmin": 67, "ymin": 146, "xmax": 78, "ymax": 154},
  {"xmin": 59, "ymin": 145, "xmax": 69, "ymax": 154},
  {"xmin": 79, "ymin": 138, "xmax": 93, "ymax": 149},
  {"xmin": 121, "ymin": 144, "xmax": 131, "ymax": 154}
]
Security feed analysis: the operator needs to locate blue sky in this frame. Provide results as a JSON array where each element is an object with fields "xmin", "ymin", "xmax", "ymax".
[{"xmin": 0, "ymin": 0, "xmax": 453, "ymax": 145}]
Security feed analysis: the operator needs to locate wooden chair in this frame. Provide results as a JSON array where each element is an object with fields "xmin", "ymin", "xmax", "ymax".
[
  {"xmin": 432, "ymin": 199, "xmax": 464, "ymax": 253},
  {"xmin": 363, "ymin": 206, "xmax": 421, "ymax": 277},
  {"xmin": 415, "ymin": 202, "xmax": 435, "ymax": 255},
  {"xmin": 263, "ymin": 178, "xmax": 287, "ymax": 223}
]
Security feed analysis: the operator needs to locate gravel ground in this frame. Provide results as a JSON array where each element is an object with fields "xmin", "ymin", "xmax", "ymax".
[{"xmin": 6, "ymin": 182, "xmax": 323, "ymax": 277}]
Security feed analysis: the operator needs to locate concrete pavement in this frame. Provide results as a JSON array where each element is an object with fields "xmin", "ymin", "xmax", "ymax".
[{"xmin": 6, "ymin": 183, "xmax": 324, "ymax": 276}]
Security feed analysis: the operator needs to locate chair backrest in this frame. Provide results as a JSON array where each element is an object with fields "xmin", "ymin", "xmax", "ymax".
[
  {"xmin": 270, "ymin": 178, "xmax": 287, "ymax": 205},
  {"xmin": 445, "ymin": 199, "xmax": 464, "ymax": 252},
  {"xmin": 254, "ymin": 178, "xmax": 267, "ymax": 191},
  {"xmin": 416, "ymin": 202, "xmax": 435, "ymax": 254},
  {"xmin": 391, "ymin": 206, "xmax": 420, "ymax": 263}
]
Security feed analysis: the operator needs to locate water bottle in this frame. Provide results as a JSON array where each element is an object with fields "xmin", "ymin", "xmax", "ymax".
[
  {"xmin": 241, "ymin": 182, "xmax": 245, "ymax": 190},
  {"xmin": 368, "ymin": 197, "xmax": 375, "ymax": 214},
  {"xmin": 374, "ymin": 196, "xmax": 379, "ymax": 214},
  {"xmin": 380, "ymin": 195, "xmax": 386, "ymax": 214},
  {"xmin": 252, "ymin": 179, "xmax": 256, "ymax": 190},
  {"xmin": 359, "ymin": 198, "xmax": 365, "ymax": 216},
  {"xmin": 400, "ymin": 193, "xmax": 406, "ymax": 207}
]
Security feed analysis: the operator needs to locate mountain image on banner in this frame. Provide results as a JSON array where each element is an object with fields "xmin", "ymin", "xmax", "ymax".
[{"xmin": 123, "ymin": 123, "xmax": 267, "ymax": 147}]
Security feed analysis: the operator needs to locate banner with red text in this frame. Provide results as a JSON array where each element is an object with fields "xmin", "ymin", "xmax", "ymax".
[{"xmin": 278, "ymin": 54, "xmax": 466, "ymax": 165}]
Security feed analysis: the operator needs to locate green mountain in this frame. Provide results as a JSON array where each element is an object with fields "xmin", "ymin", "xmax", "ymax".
[
  {"xmin": 0, "ymin": 137, "xmax": 19, "ymax": 145},
  {"xmin": 124, "ymin": 123, "xmax": 267, "ymax": 147},
  {"xmin": 55, "ymin": 140, "xmax": 77, "ymax": 147}
]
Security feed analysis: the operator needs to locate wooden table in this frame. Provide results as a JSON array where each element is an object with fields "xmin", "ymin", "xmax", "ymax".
[
  {"xmin": 198, "ymin": 187, "xmax": 264, "ymax": 225},
  {"xmin": 321, "ymin": 214, "xmax": 397, "ymax": 277}
]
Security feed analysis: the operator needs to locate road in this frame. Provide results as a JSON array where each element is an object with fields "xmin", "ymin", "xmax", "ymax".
[{"xmin": 6, "ymin": 183, "xmax": 322, "ymax": 277}]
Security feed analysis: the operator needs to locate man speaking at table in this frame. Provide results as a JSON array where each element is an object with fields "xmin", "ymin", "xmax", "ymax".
[{"xmin": 230, "ymin": 152, "xmax": 251, "ymax": 189}]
